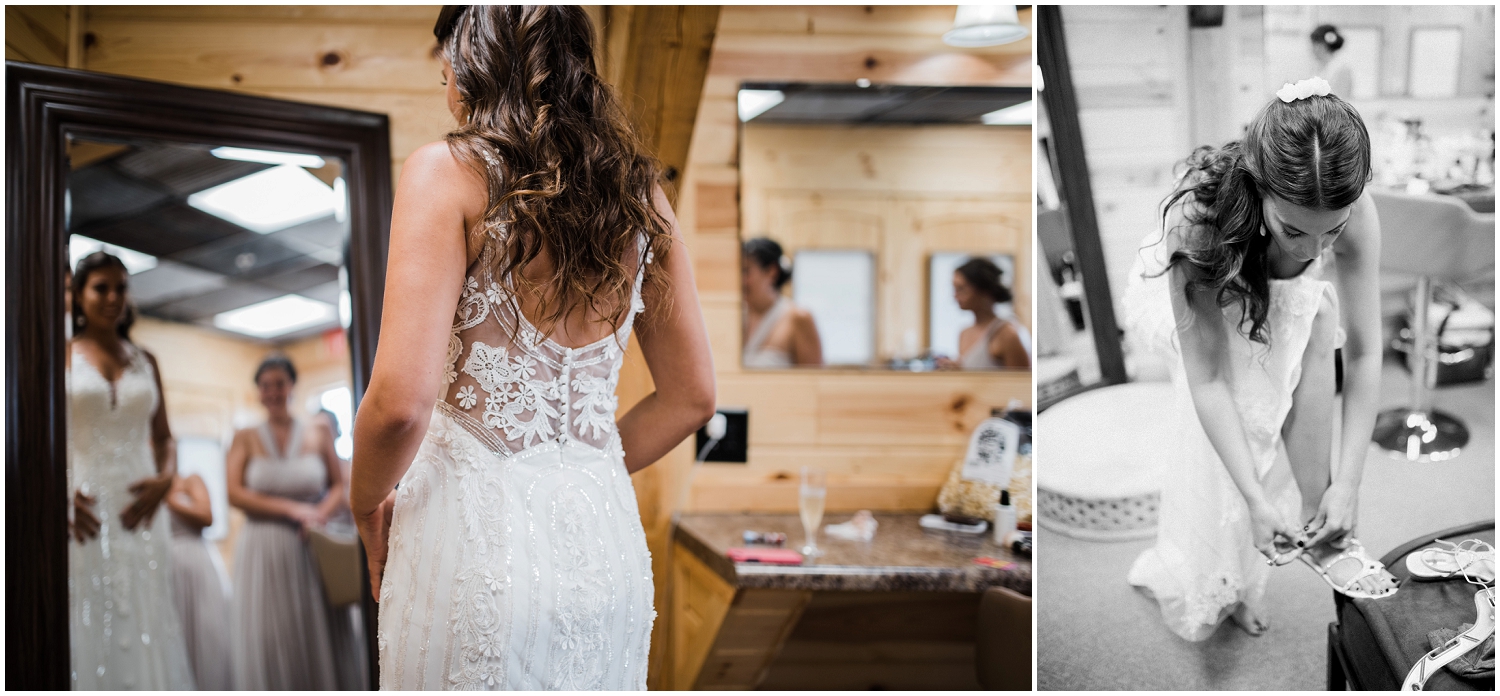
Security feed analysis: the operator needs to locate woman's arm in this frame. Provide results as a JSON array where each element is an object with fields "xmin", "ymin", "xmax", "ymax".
[
  {"xmin": 1166, "ymin": 221, "xmax": 1298, "ymax": 555},
  {"xmin": 225, "ymin": 429, "xmax": 307, "ymax": 522},
  {"xmin": 790, "ymin": 309, "xmax": 824, "ymax": 366},
  {"xmin": 991, "ymin": 323, "xmax": 1031, "ymax": 369},
  {"xmin": 349, "ymin": 141, "xmax": 476, "ymax": 521},
  {"xmin": 617, "ymin": 183, "xmax": 717, "ymax": 473},
  {"xmin": 312, "ymin": 420, "xmax": 345, "ymax": 524},
  {"xmin": 143, "ymin": 351, "xmax": 176, "ymax": 477},
  {"xmin": 121, "ymin": 350, "xmax": 176, "ymax": 530},
  {"xmin": 165, "ymin": 474, "xmax": 214, "ymax": 529},
  {"xmin": 1304, "ymin": 191, "xmax": 1382, "ymax": 548}
]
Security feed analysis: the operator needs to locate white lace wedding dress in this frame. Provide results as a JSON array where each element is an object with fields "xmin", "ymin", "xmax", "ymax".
[
  {"xmin": 377, "ymin": 234, "xmax": 657, "ymax": 690},
  {"xmin": 1121, "ymin": 230, "xmax": 1342, "ymax": 641},
  {"xmin": 68, "ymin": 342, "xmax": 196, "ymax": 689}
]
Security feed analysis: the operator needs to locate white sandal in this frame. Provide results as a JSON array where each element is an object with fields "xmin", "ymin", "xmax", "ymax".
[
  {"xmin": 1405, "ymin": 539, "xmax": 1497, "ymax": 583},
  {"xmin": 1400, "ymin": 588, "xmax": 1496, "ymax": 690},
  {"xmin": 1298, "ymin": 539, "xmax": 1398, "ymax": 599}
]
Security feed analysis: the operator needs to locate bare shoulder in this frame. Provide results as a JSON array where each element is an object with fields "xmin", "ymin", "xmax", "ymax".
[
  {"xmin": 399, "ymin": 141, "xmax": 487, "ymax": 206},
  {"xmin": 1160, "ymin": 196, "xmax": 1208, "ymax": 254},
  {"xmin": 1335, "ymin": 188, "xmax": 1380, "ymax": 258},
  {"xmin": 789, "ymin": 304, "xmax": 816, "ymax": 325}
]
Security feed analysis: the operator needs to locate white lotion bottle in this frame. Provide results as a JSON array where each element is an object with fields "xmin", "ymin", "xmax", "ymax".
[{"xmin": 993, "ymin": 490, "xmax": 1016, "ymax": 545}]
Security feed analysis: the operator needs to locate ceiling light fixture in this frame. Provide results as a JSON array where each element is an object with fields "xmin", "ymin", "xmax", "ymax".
[
  {"xmin": 737, "ymin": 89, "xmax": 786, "ymax": 122},
  {"xmin": 69, "ymin": 234, "xmax": 159, "ymax": 274},
  {"xmin": 212, "ymin": 294, "xmax": 337, "ymax": 339},
  {"xmin": 210, "ymin": 146, "xmax": 326, "ymax": 169},
  {"xmin": 943, "ymin": 5, "xmax": 1029, "ymax": 48},
  {"xmin": 982, "ymin": 100, "xmax": 1034, "ymax": 125},
  {"xmin": 188, "ymin": 164, "xmax": 337, "ymax": 234}
]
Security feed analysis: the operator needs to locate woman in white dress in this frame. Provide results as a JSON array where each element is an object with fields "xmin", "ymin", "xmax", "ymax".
[
  {"xmin": 939, "ymin": 257, "xmax": 1031, "ymax": 369},
  {"xmin": 741, "ymin": 237, "xmax": 822, "ymax": 367},
  {"xmin": 67, "ymin": 251, "xmax": 196, "ymax": 689},
  {"xmin": 225, "ymin": 355, "xmax": 350, "ymax": 689},
  {"xmin": 350, "ymin": 6, "xmax": 715, "ymax": 690},
  {"xmin": 1124, "ymin": 80, "xmax": 1397, "ymax": 641}
]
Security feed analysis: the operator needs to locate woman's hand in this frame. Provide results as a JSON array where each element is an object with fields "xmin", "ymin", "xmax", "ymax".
[
  {"xmin": 1249, "ymin": 500, "xmax": 1300, "ymax": 563},
  {"xmin": 120, "ymin": 473, "xmax": 173, "ymax": 530},
  {"xmin": 284, "ymin": 501, "xmax": 326, "ymax": 533},
  {"xmin": 355, "ymin": 490, "xmax": 399, "ymax": 602},
  {"xmin": 1302, "ymin": 482, "xmax": 1358, "ymax": 550},
  {"xmin": 71, "ymin": 489, "xmax": 101, "ymax": 543}
]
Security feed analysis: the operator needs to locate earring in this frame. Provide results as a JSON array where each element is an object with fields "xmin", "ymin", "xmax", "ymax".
[{"xmin": 1260, "ymin": 227, "xmax": 1267, "ymax": 237}]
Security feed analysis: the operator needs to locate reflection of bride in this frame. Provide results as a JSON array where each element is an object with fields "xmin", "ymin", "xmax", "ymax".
[
  {"xmin": 741, "ymin": 237, "xmax": 824, "ymax": 367},
  {"xmin": 939, "ymin": 258, "xmax": 1031, "ymax": 369},
  {"xmin": 67, "ymin": 251, "xmax": 195, "ymax": 689}
]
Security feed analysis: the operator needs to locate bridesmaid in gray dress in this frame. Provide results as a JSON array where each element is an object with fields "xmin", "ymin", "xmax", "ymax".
[
  {"xmin": 226, "ymin": 355, "xmax": 347, "ymax": 690},
  {"xmin": 166, "ymin": 473, "xmax": 234, "ymax": 690}
]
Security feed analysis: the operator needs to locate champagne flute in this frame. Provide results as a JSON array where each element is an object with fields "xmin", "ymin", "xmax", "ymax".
[{"xmin": 799, "ymin": 467, "xmax": 827, "ymax": 558}]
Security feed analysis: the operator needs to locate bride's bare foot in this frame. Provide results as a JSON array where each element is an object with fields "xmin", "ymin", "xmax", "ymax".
[
  {"xmin": 1231, "ymin": 603, "xmax": 1269, "ymax": 636},
  {"xmin": 1302, "ymin": 540, "xmax": 1399, "ymax": 595}
]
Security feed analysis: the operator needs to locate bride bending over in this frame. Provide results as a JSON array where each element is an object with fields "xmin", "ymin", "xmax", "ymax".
[
  {"xmin": 1125, "ymin": 78, "xmax": 1397, "ymax": 641},
  {"xmin": 350, "ymin": 5, "xmax": 715, "ymax": 689}
]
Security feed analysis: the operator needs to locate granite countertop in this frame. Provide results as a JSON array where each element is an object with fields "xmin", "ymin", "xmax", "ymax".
[{"xmin": 674, "ymin": 512, "xmax": 1031, "ymax": 595}]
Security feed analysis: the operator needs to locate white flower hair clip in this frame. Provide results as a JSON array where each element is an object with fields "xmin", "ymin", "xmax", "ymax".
[{"xmin": 1276, "ymin": 76, "xmax": 1332, "ymax": 103}]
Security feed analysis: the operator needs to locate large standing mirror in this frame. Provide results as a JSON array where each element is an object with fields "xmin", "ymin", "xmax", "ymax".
[
  {"xmin": 737, "ymin": 82, "xmax": 1034, "ymax": 371},
  {"xmin": 8, "ymin": 62, "xmax": 391, "ymax": 690}
]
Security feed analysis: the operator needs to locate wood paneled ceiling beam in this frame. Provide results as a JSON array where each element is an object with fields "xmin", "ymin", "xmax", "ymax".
[{"xmin": 601, "ymin": 6, "xmax": 720, "ymax": 205}]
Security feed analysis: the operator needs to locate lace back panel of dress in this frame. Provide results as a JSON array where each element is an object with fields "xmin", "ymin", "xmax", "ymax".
[{"xmin": 439, "ymin": 233, "xmax": 649, "ymax": 457}]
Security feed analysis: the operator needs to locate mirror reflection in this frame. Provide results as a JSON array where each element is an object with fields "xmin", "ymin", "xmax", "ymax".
[
  {"xmin": 65, "ymin": 136, "xmax": 366, "ymax": 690},
  {"xmin": 738, "ymin": 82, "xmax": 1034, "ymax": 370}
]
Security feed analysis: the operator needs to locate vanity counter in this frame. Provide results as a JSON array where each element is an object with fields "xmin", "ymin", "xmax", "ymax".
[{"xmin": 674, "ymin": 511, "xmax": 1030, "ymax": 595}]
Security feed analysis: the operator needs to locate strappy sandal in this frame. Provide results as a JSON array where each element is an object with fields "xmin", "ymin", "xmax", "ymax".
[
  {"xmin": 1406, "ymin": 539, "xmax": 1497, "ymax": 583},
  {"xmin": 1401, "ymin": 568, "xmax": 1496, "ymax": 691},
  {"xmin": 1298, "ymin": 539, "xmax": 1399, "ymax": 599}
]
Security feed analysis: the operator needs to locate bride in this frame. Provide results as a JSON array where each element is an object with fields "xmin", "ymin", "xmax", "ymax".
[
  {"xmin": 67, "ymin": 251, "xmax": 195, "ymax": 688},
  {"xmin": 1124, "ymin": 79, "xmax": 1398, "ymax": 641},
  {"xmin": 350, "ymin": 5, "xmax": 715, "ymax": 690}
]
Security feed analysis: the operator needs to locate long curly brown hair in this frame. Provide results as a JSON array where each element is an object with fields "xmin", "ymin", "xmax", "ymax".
[{"xmin": 436, "ymin": 5, "xmax": 673, "ymax": 339}]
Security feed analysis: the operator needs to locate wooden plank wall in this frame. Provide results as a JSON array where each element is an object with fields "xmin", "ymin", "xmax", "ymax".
[
  {"xmin": 1058, "ymin": 6, "xmax": 1191, "ymax": 321},
  {"xmin": 740, "ymin": 123, "xmax": 1032, "ymax": 361},
  {"xmin": 666, "ymin": 5, "xmax": 1033, "ymax": 520},
  {"xmin": 6, "ymin": 5, "xmax": 74, "ymax": 67}
]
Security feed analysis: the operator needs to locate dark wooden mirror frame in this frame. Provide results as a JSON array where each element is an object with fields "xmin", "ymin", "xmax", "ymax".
[{"xmin": 6, "ymin": 62, "xmax": 392, "ymax": 690}]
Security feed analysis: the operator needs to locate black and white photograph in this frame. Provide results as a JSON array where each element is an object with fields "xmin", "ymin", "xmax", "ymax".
[{"xmin": 1034, "ymin": 4, "xmax": 1496, "ymax": 691}]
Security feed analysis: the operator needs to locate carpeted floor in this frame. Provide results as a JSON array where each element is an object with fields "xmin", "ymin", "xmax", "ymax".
[{"xmin": 1037, "ymin": 359, "xmax": 1496, "ymax": 691}]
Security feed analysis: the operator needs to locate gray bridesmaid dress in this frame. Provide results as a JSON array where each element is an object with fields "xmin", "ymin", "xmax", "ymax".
[
  {"xmin": 230, "ymin": 419, "xmax": 339, "ymax": 690},
  {"xmin": 169, "ymin": 504, "xmax": 234, "ymax": 690}
]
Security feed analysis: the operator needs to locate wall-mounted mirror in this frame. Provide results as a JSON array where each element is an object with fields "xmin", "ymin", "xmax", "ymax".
[
  {"xmin": 737, "ymin": 82, "xmax": 1034, "ymax": 371},
  {"xmin": 8, "ymin": 62, "xmax": 391, "ymax": 690}
]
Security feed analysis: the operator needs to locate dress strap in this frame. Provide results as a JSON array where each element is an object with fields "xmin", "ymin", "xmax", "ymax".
[
  {"xmin": 286, "ymin": 418, "xmax": 306, "ymax": 459},
  {"xmin": 745, "ymin": 296, "xmax": 791, "ymax": 354},
  {"xmin": 257, "ymin": 422, "xmax": 283, "ymax": 460}
]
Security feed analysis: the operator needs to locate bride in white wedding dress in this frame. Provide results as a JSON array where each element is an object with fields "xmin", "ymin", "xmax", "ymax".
[
  {"xmin": 1123, "ymin": 82, "xmax": 1398, "ymax": 641},
  {"xmin": 67, "ymin": 252, "xmax": 195, "ymax": 689},
  {"xmin": 350, "ymin": 6, "xmax": 715, "ymax": 690}
]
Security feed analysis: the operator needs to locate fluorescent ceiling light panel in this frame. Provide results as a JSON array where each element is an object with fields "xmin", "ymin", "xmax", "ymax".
[
  {"xmin": 982, "ymin": 100, "xmax": 1033, "ymax": 125},
  {"xmin": 212, "ymin": 294, "xmax": 336, "ymax": 339},
  {"xmin": 210, "ymin": 147, "xmax": 326, "ymax": 169},
  {"xmin": 69, "ymin": 234, "xmax": 159, "ymax": 274},
  {"xmin": 738, "ymin": 89, "xmax": 785, "ymax": 122},
  {"xmin": 188, "ymin": 164, "xmax": 336, "ymax": 234}
]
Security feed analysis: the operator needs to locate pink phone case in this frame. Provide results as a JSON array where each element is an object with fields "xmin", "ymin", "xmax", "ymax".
[{"xmin": 727, "ymin": 547, "xmax": 804, "ymax": 565}]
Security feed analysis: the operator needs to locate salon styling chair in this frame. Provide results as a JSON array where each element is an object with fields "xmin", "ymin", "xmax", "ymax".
[{"xmin": 1368, "ymin": 189, "xmax": 1495, "ymax": 461}]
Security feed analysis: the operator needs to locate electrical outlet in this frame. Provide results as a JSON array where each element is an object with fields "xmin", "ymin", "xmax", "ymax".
[{"xmin": 696, "ymin": 408, "xmax": 748, "ymax": 463}]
